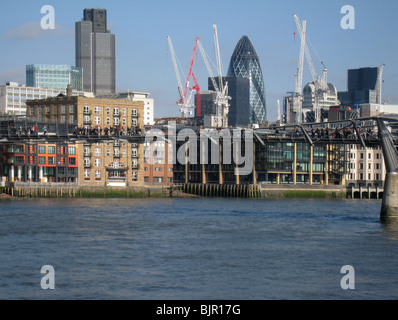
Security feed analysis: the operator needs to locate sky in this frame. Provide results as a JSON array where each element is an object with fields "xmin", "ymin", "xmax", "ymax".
[{"xmin": 1, "ymin": 0, "xmax": 398, "ymax": 121}]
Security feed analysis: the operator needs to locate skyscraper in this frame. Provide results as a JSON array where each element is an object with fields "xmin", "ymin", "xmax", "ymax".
[
  {"xmin": 227, "ymin": 36, "xmax": 267, "ymax": 124},
  {"xmin": 75, "ymin": 8, "xmax": 116, "ymax": 95}
]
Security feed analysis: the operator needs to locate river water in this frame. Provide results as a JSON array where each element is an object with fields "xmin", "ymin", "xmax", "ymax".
[{"xmin": 0, "ymin": 197, "xmax": 397, "ymax": 300}]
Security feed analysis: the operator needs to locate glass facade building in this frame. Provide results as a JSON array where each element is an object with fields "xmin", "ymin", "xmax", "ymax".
[
  {"xmin": 227, "ymin": 36, "xmax": 267, "ymax": 124},
  {"xmin": 26, "ymin": 65, "xmax": 83, "ymax": 91}
]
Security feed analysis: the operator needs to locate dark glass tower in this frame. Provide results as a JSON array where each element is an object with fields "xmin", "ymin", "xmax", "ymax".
[
  {"xmin": 75, "ymin": 8, "xmax": 116, "ymax": 95},
  {"xmin": 227, "ymin": 36, "xmax": 267, "ymax": 124}
]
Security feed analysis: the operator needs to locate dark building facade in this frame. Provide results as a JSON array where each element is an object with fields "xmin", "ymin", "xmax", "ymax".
[
  {"xmin": 338, "ymin": 67, "xmax": 378, "ymax": 107},
  {"xmin": 207, "ymin": 76, "xmax": 250, "ymax": 127},
  {"xmin": 227, "ymin": 36, "xmax": 267, "ymax": 124},
  {"xmin": 75, "ymin": 8, "xmax": 116, "ymax": 95}
]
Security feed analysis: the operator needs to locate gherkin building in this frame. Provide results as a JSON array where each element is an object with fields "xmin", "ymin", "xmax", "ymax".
[{"xmin": 227, "ymin": 36, "xmax": 267, "ymax": 124}]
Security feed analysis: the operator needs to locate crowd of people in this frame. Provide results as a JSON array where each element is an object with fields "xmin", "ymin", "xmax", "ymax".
[
  {"xmin": 72, "ymin": 125, "xmax": 143, "ymax": 137},
  {"xmin": 283, "ymin": 126, "xmax": 377, "ymax": 140}
]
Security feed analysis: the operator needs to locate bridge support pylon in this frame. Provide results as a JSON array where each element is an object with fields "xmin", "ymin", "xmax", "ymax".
[
  {"xmin": 381, "ymin": 173, "xmax": 398, "ymax": 220},
  {"xmin": 377, "ymin": 118, "xmax": 398, "ymax": 222}
]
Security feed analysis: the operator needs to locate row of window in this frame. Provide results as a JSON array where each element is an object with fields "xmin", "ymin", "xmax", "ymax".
[
  {"xmin": 38, "ymin": 157, "xmax": 76, "ymax": 165},
  {"xmin": 349, "ymin": 173, "xmax": 382, "ymax": 181},
  {"xmin": 83, "ymin": 170, "xmax": 139, "ymax": 180},
  {"xmin": 349, "ymin": 162, "xmax": 382, "ymax": 170},
  {"xmin": 83, "ymin": 115, "xmax": 137, "ymax": 126},
  {"xmin": 83, "ymin": 146, "xmax": 137, "ymax": 157},
  {"xmin": 84, "ymin": 105, "xmax": 138, "ymax": 117},
  {"xmin": 350, "ymin": 152, "xmax": 382, "ymax": 159},
  {"xmin": 37, "ymin": 146, "xmax": 76, "ymax": 155}
]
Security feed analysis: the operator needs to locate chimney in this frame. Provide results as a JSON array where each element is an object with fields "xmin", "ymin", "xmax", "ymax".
[{"xmin": 66, "ymin": 84, "xmax": 72, "ymax": 97}]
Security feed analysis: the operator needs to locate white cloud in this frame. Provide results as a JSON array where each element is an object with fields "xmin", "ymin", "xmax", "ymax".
[{"xmin": 3, "ymin": 22, "xmax": 70, "ymax": 41}]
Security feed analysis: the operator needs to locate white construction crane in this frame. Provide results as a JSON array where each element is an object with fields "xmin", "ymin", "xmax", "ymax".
[
  {"xmin": 167, "ymin": 35, "xmax": 197, "ymax": 117},
  {"xmin": 376, "ymin": 63, "xmax": 385, "ymax": 104},
  {"xmin": 293, "ymin": 16, "xmax": 306, "ymax": 124},
  {"xmin": 294, "ymin": 14, "xmax": 328, "ymax": 123},
  {"xmin": 197, "ymin": 24, "xmax": 230, "ymax": 128}
]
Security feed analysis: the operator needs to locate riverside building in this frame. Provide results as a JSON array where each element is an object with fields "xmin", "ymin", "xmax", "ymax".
[{"xmin": 24, "ymin": 86, "xmax": 145, "ymax": 187}]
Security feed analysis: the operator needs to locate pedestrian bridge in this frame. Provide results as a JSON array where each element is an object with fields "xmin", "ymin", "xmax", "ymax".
[{"xmin": 1, "ymin": 115, "xmax": 398, "ymax": 222}]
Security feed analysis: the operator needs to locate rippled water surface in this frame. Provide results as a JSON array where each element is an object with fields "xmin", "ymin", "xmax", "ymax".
[{"xmin": 1, "ymin": 197, "xmax": 397, "ymax": 299}]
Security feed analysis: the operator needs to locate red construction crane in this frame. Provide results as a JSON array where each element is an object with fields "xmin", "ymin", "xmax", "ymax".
[
  {"xmin": 191, "ymin": 72, "xmax": 201, "ymax": 117},
  {"xmin": 167, "ymin": 36, "xmax": 200, "ymax": 117}
]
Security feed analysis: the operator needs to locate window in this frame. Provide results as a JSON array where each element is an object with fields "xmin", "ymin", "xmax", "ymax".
[
  {"xmin": 95, "ymin": 148, "xmax": 101, "ymax": 156},
  {"xmin": 48, "ymin": 146, "xmax": 55, "ymax": 154},
  {"xmin": 155, "ymin": 167, "xmax": 162, "ymax": 172},
  {"xmin": 95, "ymin": 117, "xmax": 101, "ymax": 125},
  {"xmin": 114, "ymin": 118, "xmax": 119, "ymax": 125},
  {"xmin": 132, "ymin": 109, "xmax": 137, "ymax": 117},
  {"xmin": 132, "ymin": 118, "xmax": 137, "ymax": 126},
  {"xmin": 48, "ymin": 157, "xmax": 55, "ymax": 165},
  {"xmin": 368, "ymin": 163, "xmax": 371, "ymax": 170},
  {"xmin": 113, "ymin": 107, "xmax": 119, "ymax": 116},
  {"xmin": 95, "ymin": 170, "xmax": 101, "ymax": 179},
  {"xmin": 95, "ymin": 158, "xmax": 101, "ymax": 167},
  {"xmin": 123, "ymin": 108, "xmax": 126, "ymax": 116},
  {"xmin": 153, "ymin": 177, "xmax": 163, "ymax": 183},
  {"xmin": 68, "ymin": 147, "xmax": 76, "ymax": 155},
  {"xmin": 360, "ymin": 153, "xmax": 364, "ymax": 159},
  {"xmin": 95, "ymin": 106, "xmax": 100, "ymax": 114},
  {"xmin": 84, "ymin": 105, "xmax": 90, "ymax": 114},
  {"xmin": 38, "ymin": 146, "xmax": 46, "ymax": 154},
  {"xmin": 69, "ymin": 105, "xmax": 75, "ymax": 113},
  {"xmin": 62, "ymin": 105, "xmax": 67, "ymax": 114},
  {"xmin": 368, "ymin": 153, "xmax": 371, "ymax": 159},
  {"xmin": 69, "ymin": 157, "xmax": 76, "ymax": 165},
  {"xmin": 38, "ymin": 156, "xmax": 46, "ymax": 164},
  {"xmin": 84, "ymin": 170, "xmax": 90, "ymax": 179},
  {"xmin": 84, "ymin": 157, "xmax": 90, "ymax": 167},
  {"xmin": 144, "ymin": 177, "xmax": 149, "ymax": 182}
]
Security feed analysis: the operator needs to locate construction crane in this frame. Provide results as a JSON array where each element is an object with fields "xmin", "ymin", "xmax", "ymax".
[
  {"xmin": 294, "ymin": 14, "xmax": 329, "ymax": 123},
  {"xmin": 191, "ymin": 72, "xmax": 201, "ymax": 117},
  {"xmin": 167, "ymin": 36, "xmax": 199, "ymax": 118},
  {"xmin": 376, "ymin": 63, "xmax": 385, "ymax": 104},
  {"xmin": 197, "ymin": 24, "xmax": 230, "ymax": 127},
  {"xmin": 293, "ymin": 16, "xmax": 306, "ymax": 124}
]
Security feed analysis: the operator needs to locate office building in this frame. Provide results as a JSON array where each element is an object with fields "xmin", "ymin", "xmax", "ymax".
[
  {"xmin": 75, "ymin": 8, "xmax": 116, "ymax": 95},
  {"xmin": 26, "ymin": 64, "xmax": 83, "ymax": 91},
  {"xmin": 338, "ymin": 67, "xmax": 379, "ymax": 107},
  {"xmin": 207, "ymin": 76, "xmax": 250, "ymax": 127},
  {"xmin": 0, "ymin": 82, "xmax": 91, "ymax": 115},
  {"xmin": 97, "ymin": 91, "xmax": 155, "ymax": 125},
  {"xmin": 227, "ymin": 36, "xmax": 267, "ymax": 124}
]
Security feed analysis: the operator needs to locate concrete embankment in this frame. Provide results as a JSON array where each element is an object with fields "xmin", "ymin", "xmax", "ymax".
[{"xmin": 0, "ymin": 183, "xmax": 381, "ymax": 200}]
